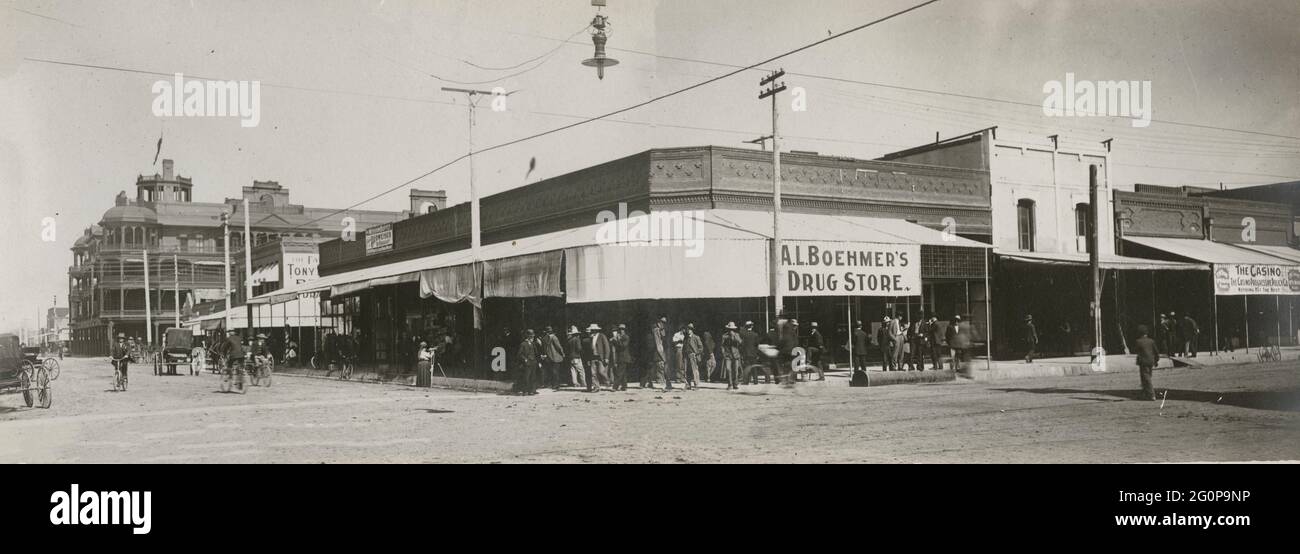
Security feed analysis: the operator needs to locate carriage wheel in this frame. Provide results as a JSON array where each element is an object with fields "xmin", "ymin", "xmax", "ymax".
[
  {"xmin": 43, "ymin": 358, "xmax": 60, "ymax": 380},
  {"xmin": 36, "ymin": 366, "xmax": 51, "ymax": 409},
  {"xmin": 19, "ymin": 360, "xmax": 35, "ymax": 407}
]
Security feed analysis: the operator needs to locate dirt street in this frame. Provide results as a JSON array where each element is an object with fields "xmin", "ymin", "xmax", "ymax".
[{"xmin": 1, "ymin": 358, "xmax": 1297, "ymax": 463}]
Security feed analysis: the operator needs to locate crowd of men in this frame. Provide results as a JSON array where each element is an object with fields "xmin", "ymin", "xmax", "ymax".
[{"xmin": 504, "ymin": 312, "xmax": 977, "ymax": 395}]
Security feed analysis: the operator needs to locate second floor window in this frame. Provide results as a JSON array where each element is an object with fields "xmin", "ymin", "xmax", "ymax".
[
  {"xmin": 1075, "ymin": 203, "xmax": 1090, "ymax": 253},
  {"xmin": 1017, "ymin": 199, "xmax": 1036, "ymax": 251}
]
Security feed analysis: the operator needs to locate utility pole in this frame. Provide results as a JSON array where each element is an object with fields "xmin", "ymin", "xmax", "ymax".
[
  {"xmin": 759, "ymin": 69, "xmax": 787, "ymax": 318},
  {"xmin": 244, "ymin": 198, "xmax": 254, "ymax": 339},
  {"xmin": 222, "ymin": 211, "xmax": 232, "ymax": 332},
  {"xmin": 143, "ymin": 248, "xmax": 152, "ymax": 346},
  {"xmin": 173, "ymin": 254, "xmax": 180, "ymax": 329},
  {"xmin": 1089, "ymin": 165, "xmax": 1103, "ymax": 359},
  {"xmin": 441, "ymin": 87, "xmax": 510, "ymax": 261}
]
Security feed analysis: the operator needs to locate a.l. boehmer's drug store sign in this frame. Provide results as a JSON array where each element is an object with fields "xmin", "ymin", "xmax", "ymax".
[
  {"xmin": 780, "ymin": 241, "xmax": 920, "ymax": 296},
  {"xmin": 1214, "ymin": 264, "xmax": 1300, "ymax": 295}
]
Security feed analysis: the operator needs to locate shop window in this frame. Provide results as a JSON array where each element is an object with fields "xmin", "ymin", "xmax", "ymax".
[
  {"xmin": 1017, "ymin": 199, "xmax": 1036, "ymax": 252},
  {"xmin": 1075, "ymin": 203, "xmax": 1090, "ymax": 253}
]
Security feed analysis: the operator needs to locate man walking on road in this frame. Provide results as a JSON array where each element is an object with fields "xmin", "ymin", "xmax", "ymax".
[
  {"xmin": 1023, "ymin": 314, "xmax": 1039, "ymax": 363},
  {"xmin": 1134, "ymin": 325, "xmax": 1159, "ymax": 401}
]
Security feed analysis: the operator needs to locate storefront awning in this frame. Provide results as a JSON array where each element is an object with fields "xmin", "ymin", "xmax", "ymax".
[
  {"xmin": 996, "ymin": 250, "xmax": 1209, "ymax": 271},
  {"xmin": 1123, "ymin": 236, "xmax": 1297, "ymax": 265},
  {"xmin": 1236, "ymin": 244, "xmax": 1300, "ymax": 265}
]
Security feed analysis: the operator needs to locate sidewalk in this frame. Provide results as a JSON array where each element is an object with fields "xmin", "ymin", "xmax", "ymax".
[{"xmin": 273, "ymin": 364, "xmax": 514, "ymax": 393}]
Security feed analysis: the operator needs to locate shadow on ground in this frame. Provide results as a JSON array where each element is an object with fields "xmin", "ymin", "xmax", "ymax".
[{"xmin": 992, "ymin": 387, "xmax": 1300, "ymax": 412}]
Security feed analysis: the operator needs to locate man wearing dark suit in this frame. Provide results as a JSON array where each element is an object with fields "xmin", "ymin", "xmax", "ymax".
[
  {"xmin": 907, "ymin": 314, "xmax": 928, "ymax": 371},
  {"xmin": 516, "ymin": 329, "xmax": 540, "ymax": 396},
  {"xmin": 876, "ymin": 316, "xmax": 895, "ymax": 371},
  {"xmin": 851, "ymin": 321, "xmax": 869, "ymax": 373},
  {"xmin": 584, "ymin": 324, "xmax": 611, "ymax": 392},
  {"xmin": 740, "ymin": 321, "xmax": 760, "ymax": 385},
  {"xmin": 720, "ymin": 322, "xmax": 743, "ymax": 390},
  {"xmin": 649, "ymin": 316, "xmax": 671, "ymax": 390},
  {"xmin": 926, "ymin": 317, "xmax": 944, "ymax": 371},
  {"xmin": 1133, "ymin": 325, "xmax": 1159, "ymax": 401},
  {"xmin": 1162, "ymin": 312, "xmax": 1178, "ymax": 359},
  {"xmin": 565, "ymin": 327, "xmax": 586, "ymax": 390},
  {"xmin": 541, "ymin": 326, "xmax": 565, "ymax": 390},
  {"xmin": 1179, "ymin": 314, "xmax": 1200, "ymax": 358},
  {"xmin": 805, "ymin": 322, "xmax": 826, "ymax": 381},
  {"xmin": 683, "ymin": 324, "xmax": 704, "ymax": 390},
  {"xmin": 1023, "ymin": 314, "xmax": 1039, "ymax": 363},
  {"xmin": 610, "ymin": 324, "xmax": 631, "ymax": 391}
]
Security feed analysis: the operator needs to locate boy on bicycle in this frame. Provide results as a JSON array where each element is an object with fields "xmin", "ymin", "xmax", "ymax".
[{"xmin": 253, "ymin": 334, "xmax": 273, "ymax": 368}]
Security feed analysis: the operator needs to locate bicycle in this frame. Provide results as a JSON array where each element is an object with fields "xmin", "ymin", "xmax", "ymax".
[
  {"xmin": 339, "ymin": 354, "xmax": 355, "ymax": 381},
  {"xmin": 250, "ymin": 355, "xmax": 274, "ymax": 387},
  {"xmin": 110, "ymin": 357, "xmax": 128, "ymax": 392},
  {"xmin": 219, "ymin": 355, "xmax": 248, "ymax": 394}
]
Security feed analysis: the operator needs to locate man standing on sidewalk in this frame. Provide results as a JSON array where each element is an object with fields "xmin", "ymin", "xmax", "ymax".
[
  {"xmin": 927, "ymin": 316, "xmax": 944, "ymax": 371},
  {"xmin": 648, "ymin": 317, "xmax": 670, "ymax": 390},
  {"xmin": 683, "ymin": 323, "xmax": 704, "ymax": 390},
  {"xmin": 565, "ymin": 326, "xmax": 586, "ymax": 390},
  {"xmin": 585, "ymin": 324, "xmax": 611, "ymax": 392},
  {"xmin": 1180, "ymin": 313, "xmax": 1200, "ymax": 358},
  {"xmin": 888, "ymin": 314, "xmax": 905, "ymax": 371},
  {"xmin": 1023, "ymin": 314, "xmax": 1039, "ymax": 363},
  {"xmin": 852, "ymin": 320, "xmax": 869, "ymax": 374},
  {"xmin": 740, "ymin": 321, "xmax": 760, "ymax": 385},
  {"xmin": 1162, "ymin": 312, "xmax": 1179, "ymax": 358},
  {"xmin": 877, "ymin": 316, "xmax": 895, "ymax": 372},
  {"xmin": 806, "ymin": 322, "xmax": 826, "ymax": 381},
  {"xmin": 516, "ymin": 329, "xmax": 540, "ymax": 396},
  {"xmin": 541, "ymin": 326, "xmax": 565, "ymax": 390},
  {"xmin": 721, "ymin": 322, "xmax": 742, "ymax": 390},
  {"xmin": 610, "ymin": 323, "xmax": 630, "ymax": 391},
  {"xmin": 1134, "ymin": 325, "xmax": 1159, "ymax": 401}
]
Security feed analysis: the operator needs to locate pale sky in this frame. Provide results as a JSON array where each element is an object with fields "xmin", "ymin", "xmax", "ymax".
[{"xmin": 2, "ymin": 0, "xmax": 1298, "ymax": 332}]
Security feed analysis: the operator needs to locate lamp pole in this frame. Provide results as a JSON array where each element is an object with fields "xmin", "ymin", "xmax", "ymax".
[
  {"xmin": 440, "ymin": 87, "xmax": 516, "ymax": 261},
  {"xmin": 222, "ymin": 211, "xmax": 232, "ymax": 332},
  {"xmin": 244, "ymin": 198, "xmax": 254, "ymax": 339}
]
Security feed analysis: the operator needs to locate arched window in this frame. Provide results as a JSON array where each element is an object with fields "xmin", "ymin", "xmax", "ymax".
[{"xmin": 1017, "ymin": 199, "xmax": 1036, "ymax": 252}]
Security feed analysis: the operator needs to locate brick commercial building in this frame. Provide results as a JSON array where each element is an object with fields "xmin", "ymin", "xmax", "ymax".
[{"xmin": 256, "ymin": 146, "xmax": 994, "ymax": 381}]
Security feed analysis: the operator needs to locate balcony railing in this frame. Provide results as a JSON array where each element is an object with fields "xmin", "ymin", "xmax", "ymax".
[{"xmin": 96, "ymin": 308, "xmax": 188, "ymax": 320}]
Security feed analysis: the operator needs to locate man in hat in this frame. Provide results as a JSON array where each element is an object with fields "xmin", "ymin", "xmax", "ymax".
[
  {"xmin": 778, "ymin": 318, "xmax": 800, "ymax": 384},
  {"xmin": 610, "ymin": 324, "xmax": 631, "ymax": 391},
  {"xmin": 1133, "ymin": 324, "xmax": 1159, "ymax": 401},
  {"xmin": 541, "ymin": 326, "xmax": 565, "ymax": 390},
  {"xmin": 221, "ymin": 329, "xmax": 246, "ymax": 375},
  {"xmin": 888, "ymin": 314, "xmax": 905, "ymax": 371},
  {"xmin": 906, "ymin": 314, "xmax": 928, "ymax": 371},
  {"xmin": 585, "ymin": 324, "xmax": 611, "ymax": 392},
  {"xmin": 806, "ymin": 321, "xmax": 826, "ymax": 381},
  {"xmin": 926, "ymin": 316, "xmax": 944, "ymax": 371},
  {"xmin": 720, "ymin": 322, "xmax": 743, "ymax": 390},
  {"xmin": 647, "ymin": 316, "xmax": 670, "ymax": 390},
  {"xmin": 1023, "ymin": 314, "xmax": 1039, "ymax": 363},
  {"xmin": 740, "ymin": 321, "xmax": 760, "ymax": 385},
  {"xmin": 944, "ymin": 316, "xmax": 961, "ymax": 371},
  {"xmin": 876, "ymin": 316, "xmax": 895, "ymax": 371},
  {"xmin": 1161, "ymin": 312, "xmax": 1178, "ymax": 359},
  {"xmin": 516, "ymin": 329, "xmax": 540, "ymax": 395},
  {"xmin": 110, "ymin": 332, "xmax": 131, "ymax": 386},
  {"xmin": 252, "ymin": 333, "xmax": 273, "ymax": 370},
  {"xmin": 565, "ymin": 326, "xmax": 587, "ymax": 390},
  {"xmin": 683, "ymin": 323, "xmax": 704, "ymax": 390},
  {"xmin": 1180, "ymin": 313, "xmax": 1200, "ymax": 358},
  {"xmin": 852, "ymin": 320, "xmax": 869, "ymax": 374}
]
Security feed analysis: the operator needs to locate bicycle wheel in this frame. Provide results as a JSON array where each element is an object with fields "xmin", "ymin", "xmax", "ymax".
[
  {"xmin": 43, "ymin": 358, "xmax": 60, "ymax": 380},
  {"xmin": 36, "ymin": 366, "xmax": 52, "ymax": 408},
  {"xmin": 263, "ymin": 362, "xmax": 273, "ymax": 387},
  {"xmin": 310, "ymin": 355, "xmax": 319, "ymax": 370}
]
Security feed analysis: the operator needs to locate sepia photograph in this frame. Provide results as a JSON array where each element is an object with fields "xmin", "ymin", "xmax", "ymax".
[{"xmin": 1, "ymin": 0, "xmax": 1298, "ymax": 533}]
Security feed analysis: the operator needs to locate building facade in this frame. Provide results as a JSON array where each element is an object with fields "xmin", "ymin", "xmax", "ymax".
[{"xmin": 67, "ymin": 159, "xmax": 413, "ymax": 355}]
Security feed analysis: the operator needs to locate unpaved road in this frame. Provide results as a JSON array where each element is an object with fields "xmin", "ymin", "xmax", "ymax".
[{"xmin": 1, "ymin": 358, "xmax": 1297, "ymax": 463}]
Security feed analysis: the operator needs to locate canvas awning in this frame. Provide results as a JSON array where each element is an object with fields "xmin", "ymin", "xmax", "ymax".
[
  {"xmin": 1235, "ymin": 244, "xmax": 1300, "ymax": 265},
  {"xmin": 996, "ymin": 250, "xmax": 1209, "ymax": 271},
  {"xmin": 1123, "ymin": 236, "xmax": 1297, "ymax": 265}
]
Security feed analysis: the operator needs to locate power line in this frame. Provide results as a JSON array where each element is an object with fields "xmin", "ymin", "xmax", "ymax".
[
  {"xmin": 427, "ymin": 25, "xmax": 592, "ymax": 86},
  {"xmin": 254, "ymin": 0, "xmax": 951, "ymax": 233}
]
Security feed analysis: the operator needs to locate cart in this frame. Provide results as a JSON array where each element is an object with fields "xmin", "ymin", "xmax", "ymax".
[
  {"xmin": 22, "ymin": 346, "xmax": 59, "ymax": 381},
  {"xmin": 155, "ymin": 328, "xmax": 195, "ymax": 376},
  {"xmin": 1, "ymin": 334, "xmax": 52, "ymax": 408}
]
